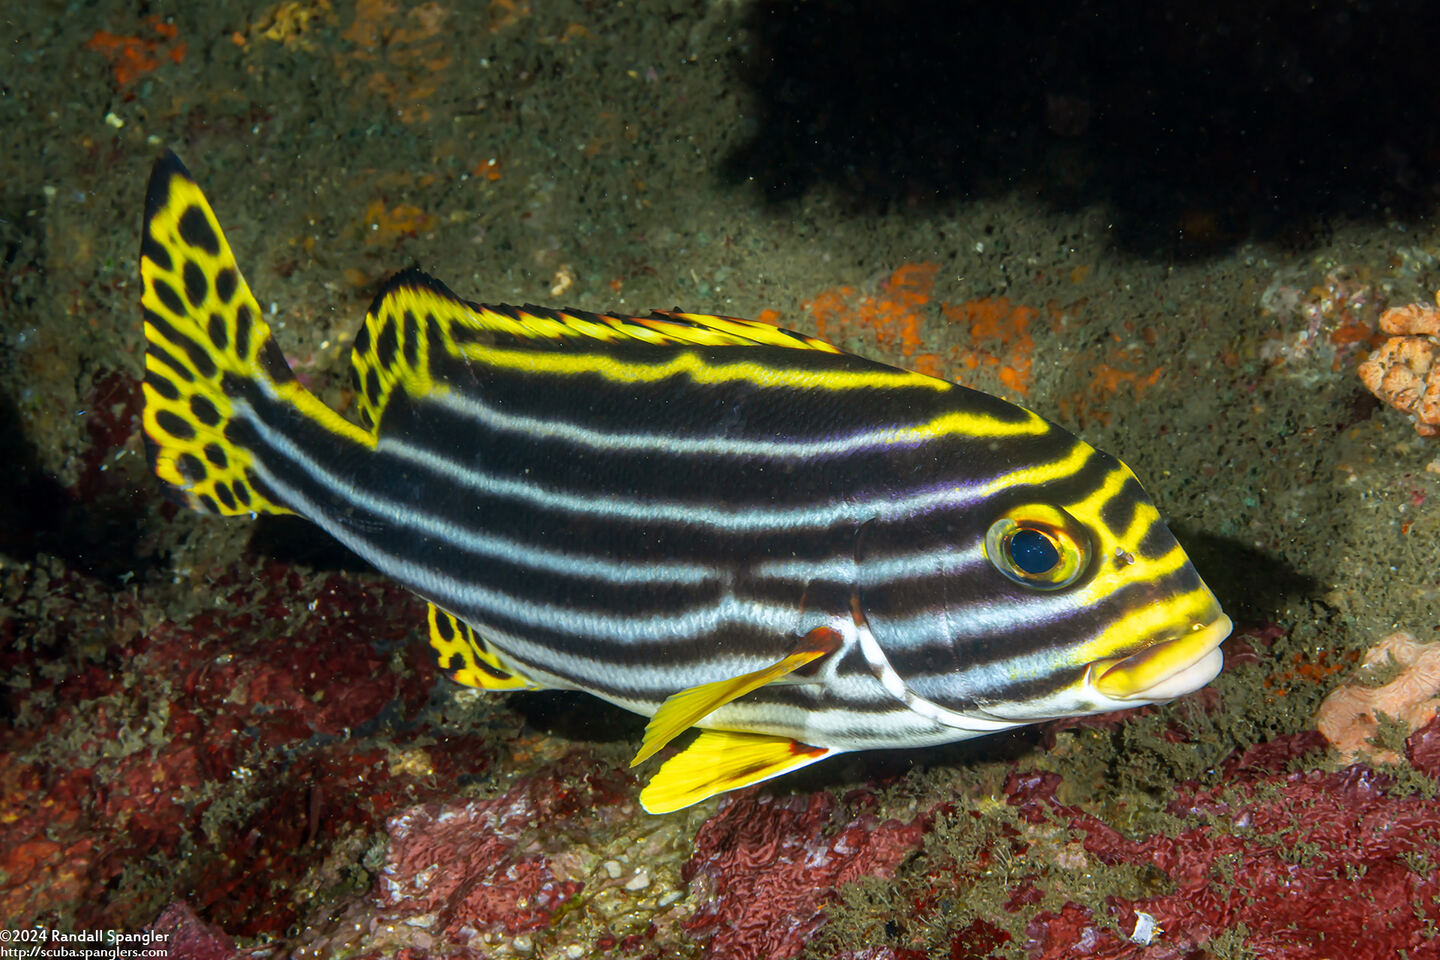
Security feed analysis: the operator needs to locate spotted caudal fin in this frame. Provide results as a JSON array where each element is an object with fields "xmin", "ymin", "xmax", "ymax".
[{"xmin": 139, "ymin": 151, "xmax": 362, "ymax": 516}]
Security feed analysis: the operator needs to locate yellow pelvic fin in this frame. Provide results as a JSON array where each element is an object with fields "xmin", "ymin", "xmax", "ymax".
[
  {"xmin": 639, "ymin": 729, "xmax": 834, "ymax": 814},
  {"xmin": 631, "ymin": 626, "xmax": 841, "ymax": 767},
  {"xmin": 426, "ymin": 603, "xmax": 541, "ymax": 691}
]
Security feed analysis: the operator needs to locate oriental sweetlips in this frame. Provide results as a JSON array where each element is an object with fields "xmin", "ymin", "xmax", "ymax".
[{"xmin": 137, "ymin": 151, "xmax": 1231, "ymax": 813}]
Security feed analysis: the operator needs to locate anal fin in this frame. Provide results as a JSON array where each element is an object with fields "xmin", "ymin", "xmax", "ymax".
[
  {"xmin": 631, "ymin": 626, "xmax": 841, "ymax": 767},
  {"xmin": 427, "ymin": 603, "xmax": 540, "ymax": 691},
  {"xmin": 639, "ymin": 730, "xmax": 833, "ymax": 814}
]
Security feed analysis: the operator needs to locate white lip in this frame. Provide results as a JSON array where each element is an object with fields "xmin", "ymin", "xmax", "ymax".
[{"xmin": 1125, "ymin": 645, "xmax": 1224, "ymax": 699}]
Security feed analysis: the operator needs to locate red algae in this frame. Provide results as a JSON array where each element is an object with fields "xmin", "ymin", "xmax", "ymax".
[
  {"xmin": 379, "ymin": 770, "xmax": 604, "ymax": 939},
  {"xmin": 944, "ymin": 297, "xmax": 1038, "ymax": 395},
  {"xmin": 683, "ymin": 792, "xmax": 925, "ymax": 960},
  {"xmin": 147, "ymin": 901, "xmax": 236, "ymax": 960},
  {"xmin": 0, "ymin": 552, "xmax": 480, "ymax": 933},
  {"xmin": 1408, "ymin": 714, "xmax": 1440, "ymax": 777},
  {"xmin": 1003, "ymin": 758, "xmax": 1440, "ymax": 960}
]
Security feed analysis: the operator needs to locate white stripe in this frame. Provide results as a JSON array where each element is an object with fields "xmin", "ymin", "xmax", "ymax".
[
  {"xmin": 236, "ymin": 405, "xmax": 717, "ymax": 587},
  {"xmin": 428, "ymin": 387, "xmax": 1046, "ymax": 459},
  {"xmin": 854, "ymin": 601, "xmax": 1021, "ymax": 734},
  {"xmin": 750, "ymin": 542, "xmax": 986, "ymax": 583},
  {"xmin": 381, "ymin": 433, "xmax": 992, "ymax": 530},
  {"xmin": 876, "ymin": 588, "xmax": 1096, "ymax": 651},
  {"xmin": 241, "ymin": 422, "xmax": 817, "ymax": 652}
]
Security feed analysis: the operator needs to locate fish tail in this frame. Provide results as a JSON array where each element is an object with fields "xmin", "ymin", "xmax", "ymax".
[{"xmin": 138, "ymin": 151, "xmax": 355, "ymax": 516}]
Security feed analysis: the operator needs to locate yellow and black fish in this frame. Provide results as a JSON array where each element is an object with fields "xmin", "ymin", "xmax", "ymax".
[{"xmin": 138, "ymin": 152, "xmax": 1231, "ymax": 814}]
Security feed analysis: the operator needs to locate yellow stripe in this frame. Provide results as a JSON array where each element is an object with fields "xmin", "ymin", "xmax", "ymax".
[
  {"xmin": 454, "ymin": 342, "xmax": 951, "ymax": 392},
  {"xmin": 1068, "ymin": 586, "xmax": 1221, "ymax": 668},
  {"xmin": 977, "ymin": 441, "xmax": 1094, "ymax": 496},
  {"xmin": 272, "ymin": 381, "xmax": 376, "ymax": 447},
  {"xmin": 1063, "ymin": 465, "xmax": 1192, "ymax": 607},
  {"xmin": 903, "ymin": 406, "xmax": 1050, "ymax": 441}
]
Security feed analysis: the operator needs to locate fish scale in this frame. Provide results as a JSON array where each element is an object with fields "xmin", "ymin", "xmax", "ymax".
[{"xmin": 137, "ymin": 150, "xmax": 1231, "ymax": 813}]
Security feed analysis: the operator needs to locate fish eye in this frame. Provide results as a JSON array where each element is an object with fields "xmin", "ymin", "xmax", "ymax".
[{"xmin": 985, "ymin": 505, "xmax": 1090, "ymax": 589}]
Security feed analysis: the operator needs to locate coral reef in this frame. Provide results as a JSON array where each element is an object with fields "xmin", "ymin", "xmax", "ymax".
[
  {"xmin": 1358, "ymin": 298, "xmax": 1440, "ymax": 437},
  {"xmin": 1316, "ymin": 630, "xmax": 1440, "ymax": 763}
]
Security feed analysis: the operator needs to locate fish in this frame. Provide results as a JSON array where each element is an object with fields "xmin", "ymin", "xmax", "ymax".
[{"xmin": 137, "ymin": 151, "xmax": 1232, "ymax": 814}]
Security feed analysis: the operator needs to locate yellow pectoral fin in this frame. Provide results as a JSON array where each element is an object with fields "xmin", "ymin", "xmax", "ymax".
[
  {"xmin": 631, "ymin": 626, "xmax": 841, "ymax": 767},
  {"xmin": 426, "ymin": 603, "xmax": 542, "ymax": 691},
  {"xmin": 639, "ymin": 730, "xmax": 834, "ymax": 814}
]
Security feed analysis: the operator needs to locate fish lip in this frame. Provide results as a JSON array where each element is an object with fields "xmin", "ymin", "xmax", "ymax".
[{"xmin": 1087, "ymin": 613, "xmax": 1234, "ymax": 701}]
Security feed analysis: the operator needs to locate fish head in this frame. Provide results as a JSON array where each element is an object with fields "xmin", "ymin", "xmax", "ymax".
[{"xmin": 855, "ymin": 444, "xmax": 1231, "ymax": 733}]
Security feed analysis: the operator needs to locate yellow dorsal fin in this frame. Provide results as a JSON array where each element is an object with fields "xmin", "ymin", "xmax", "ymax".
[
  {"xmin": 426, "ymin": 603, "xmax": 542, "ymax": 692},
  {"xmin": 639, "ymin": 730, "xmax": 834, "ymax": 814},
  {"xmin": 631, "ymin": 626, "xmax": 842, "ymax": 767},
  {"xmin": 349, "ymin": 269, "xmax": 459, "ymax": 431},
  {"xmin": 349, "ymin": 270, "xmax": 843, "ymax": 431}
]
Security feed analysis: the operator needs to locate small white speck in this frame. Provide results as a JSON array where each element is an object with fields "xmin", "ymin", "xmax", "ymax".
[{"xmin": 1129, "ymin": 911, "xmax": 1159, "ymax": 945}]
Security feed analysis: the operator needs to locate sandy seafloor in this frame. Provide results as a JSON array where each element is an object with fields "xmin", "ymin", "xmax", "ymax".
[{"xmin": 4, "ymin": 2, "xmax": 1440, "ymax": 958}]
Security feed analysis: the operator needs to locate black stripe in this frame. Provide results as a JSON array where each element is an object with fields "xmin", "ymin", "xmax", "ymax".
[
  {"xmin": 429, "ymin": 340, "xmax": 1034, "ymax": 441},
  {"xmin": 190, "ymin": 395, "xmax": 222, "ymax": 427},
  {"xmin": 1099, "ymin": 476, "xmax": 1145, "ymax": 538},
  {"xmin": 386, "ymin": 366, "xmax": 1075, "ymax": 514},
  {"xmin": 145, "ymin": 307, "xmax": 217, "ymax": 379},
  {"xmin": 141, "ymin": 234, "xmax": 172, "ymax": 273},
  {"xmin": 1137, "ymin": 515, "xmax": 1178, "ymax": 561},
  {"xmin": 234, "ymin": 304, "xmax": 253, "ymax": 359},
  {"xmin": 207, "ymin": 312, "xmax": 229, "ymax": 351},
  {"xmin": 155, "ymin": 410, "xmax": 196, "ymax": 440},
  {"xmin": 144, "ymin": 368, "xmax": 181, "ymax": 400},
  {"xmin": 258, "ymin": 337, "xmax": 295, "ymax": 384},
  {"xmin": 178, "ymin": 453, "xmax": 207, "ymax": 482},
  {"xmin": 147, "ymin": 342, "xmax": 195, "ymax": 383},
  {"xmin": 153, "ymin": 277, "xmax": 186, "ymax": 318},
  {"xmin": 885, "ymin": 558, "xmax": 1212, "ymax": 708},
  {"xmin": 402, "ymin": 309, "xmax": 420, "ymax": 368}
]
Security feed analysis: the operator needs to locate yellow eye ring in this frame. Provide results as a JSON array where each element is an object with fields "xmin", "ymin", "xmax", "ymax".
[{"xmin": 984, "ymin": 504, "xmax": 1091, "ymax": 590}]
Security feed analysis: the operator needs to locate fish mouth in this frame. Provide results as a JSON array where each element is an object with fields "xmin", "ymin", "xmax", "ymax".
[{"xmin": 1085, "ymin": 613, "xmax": 1233, "ymax": 701}]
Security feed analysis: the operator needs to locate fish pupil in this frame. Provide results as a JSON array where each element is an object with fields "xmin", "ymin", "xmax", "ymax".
[{"xmin": 1009, "ymin": 528, "xmax": 1060, "ymax": 575}]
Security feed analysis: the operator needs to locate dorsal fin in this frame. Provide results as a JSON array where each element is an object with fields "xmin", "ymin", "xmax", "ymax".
[{"xmin": 348, "ymin": 268, "xmax": 841, "ymax": 430}]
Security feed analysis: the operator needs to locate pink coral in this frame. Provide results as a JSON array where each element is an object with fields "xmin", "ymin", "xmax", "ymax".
[{"xmin": 1315, "ymin": 630, "xmax": 1440, "ymax": 763}]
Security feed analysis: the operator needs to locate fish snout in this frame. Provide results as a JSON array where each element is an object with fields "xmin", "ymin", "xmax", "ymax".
[{"xmin": 1086, "ymin": 612, "xmax": 1233, "ymax": 702}]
